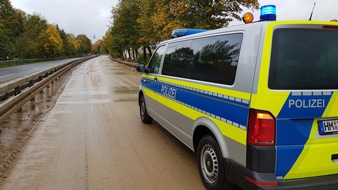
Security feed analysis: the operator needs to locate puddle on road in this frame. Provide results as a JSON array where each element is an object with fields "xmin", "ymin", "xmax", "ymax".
[
  {"xmin": 0, "ymin": 69, "xmax": 73, "ymax": 181},
  {"xmin": 113, "ymin": 97, "xmax": 138, "ymax": 102},
  {"xmin": 111, "ymin": 86, "xmax": 139, "ymax": 94},
  {"xmin": 0, "ymin": 60, "xmax": 141, "ymax": 184}
]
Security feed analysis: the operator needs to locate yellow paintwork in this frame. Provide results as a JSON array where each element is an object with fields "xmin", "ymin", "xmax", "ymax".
[
  {"xmin": 256, "ymin": 21, "xmax": 338, "ymax": 179},
  {"xmin": 142, "ymin": 74, "xmax": 249, "ymax": 145}
]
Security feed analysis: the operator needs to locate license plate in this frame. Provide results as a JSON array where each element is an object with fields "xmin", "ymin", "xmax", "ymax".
[{"xmin": 318, "ymin": 119, "xmax": 338, "ymax": 135}]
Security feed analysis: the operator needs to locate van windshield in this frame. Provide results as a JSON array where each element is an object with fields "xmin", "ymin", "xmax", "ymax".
[{"xmin": 269, "ymin": 28, "xmax": 338, "ymax": 90}]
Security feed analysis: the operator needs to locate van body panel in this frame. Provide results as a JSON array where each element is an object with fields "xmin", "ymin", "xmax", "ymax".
[
  {"xmin": 252, "ymin": 21, "xmax": 338, "ymax": 180},
  {"xmin": 192, "ymin": 116, "xmax": 247, "ymax": 165},
  {"xmin": 138, "ymin": 20, "xmax": 338, "ymax": 189},
  {"xmin": 148, "ymin": 75, "xmax": 250, "ymax": 145}
]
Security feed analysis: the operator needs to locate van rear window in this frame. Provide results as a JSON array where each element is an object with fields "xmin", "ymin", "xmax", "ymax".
[{"xmin": 269, "ymin": 28, "xmax": 338, "ymax": 89}]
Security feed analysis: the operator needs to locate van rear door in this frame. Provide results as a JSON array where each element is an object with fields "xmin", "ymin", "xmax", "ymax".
[
  {"xmin": 256, "ymin": 22, "xmax": 338, "ymax": 180},
  {"xmin": 270, "ymin": 23, "xmax": 338, "ymax": 180}
]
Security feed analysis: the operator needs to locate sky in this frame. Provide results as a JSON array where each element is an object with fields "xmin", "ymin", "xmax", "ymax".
[{"xmin": 10, "ymin": 0, "xmax": 337, "ymax": 43}]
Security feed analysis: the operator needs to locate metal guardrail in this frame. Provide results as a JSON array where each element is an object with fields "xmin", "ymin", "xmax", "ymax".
[{"xmin": 0, "ymin": 56, "xmax": 96, "ymax": 124}]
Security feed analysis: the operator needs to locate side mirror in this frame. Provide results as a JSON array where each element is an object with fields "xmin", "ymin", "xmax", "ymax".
[{"xmin": 136, "ymin": 63, "xmax": 145, "ymax": 72}]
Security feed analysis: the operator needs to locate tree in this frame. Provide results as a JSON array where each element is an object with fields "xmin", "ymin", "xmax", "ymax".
[
  {"xmin": 92, "ymin": 40, "xmax": 105, "ymax": 54},
  {"xmin": 109, "ymin": 0, "xmax": 142, "ymax": 59},
  {"xmin": 1, "ymin": 0, "xmax": 98, "ymax": 60},
  {"xmin": 15, "ymin": 13, "xmax": 48, "ymax": 58},
  {"xmin": 67, "ymin": 34, "xmax": 81, "ymax": 56},
  {"xmin": 0, "ymin": 20, "xmax": 12, "ymax": 60},
  {"xmin": 108, "ymin": 0, "xmax": 259, "ymax": 62},
  {"xmin": 56, "ymin": 25, "xmax": 69, "ymax": 56},
  {"xmin": 103, "ymin": 29, "xmax": 115, "ymax": 56},
  {"xmin": 169, "ymin": 0, "xmax": 259, "ymax": 29},
  {"xmin": 0, "ymin": 0, "xmax": 24, "ymax": 59},
  {"xmin": 137, "ymin": 0, "xmax": 178, "ymax": 62},
  {"xmin": 38, "ymin": 24, "xmax": 63, "ymax": 57},
  {"xmin": 76, "ymin": 34, "xmax": 92, "ymax": 55}
]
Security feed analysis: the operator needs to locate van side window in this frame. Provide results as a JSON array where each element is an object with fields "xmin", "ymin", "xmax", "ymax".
[
  {"xmin": 162, "ymin": 40, "xmax": 193, "ymax": 78},
  {"xmin": 190, "ymin": 34, "xmax": 243, "ymax": 85},
  {"xmin": 162, "ymin": 34, "xmax": 243, "ymax": 85},
  {"xmin": 147, "ymin": 46, "xmax": 166, "ymax": 74}
]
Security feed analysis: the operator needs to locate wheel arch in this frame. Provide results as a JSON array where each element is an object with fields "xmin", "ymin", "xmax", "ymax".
[{"xmin": 193, "ymin": 117, "xmax": 229, "ymax": 159}]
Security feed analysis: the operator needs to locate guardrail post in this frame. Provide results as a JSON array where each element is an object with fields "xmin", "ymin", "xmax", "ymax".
[
  {"xmin": 29, "ymin": 80, "xmax": 34, "ymax": 87},
  {"xmin": 30, "ymin": 96, "xmax": 35, "ymax": 109},
  {"xmin": 0, "ymin": 92, "xmax": 8, "ymax": 101},
  {"xmin": 14, "ymin": 86, "xmax": 21, "ymax": 96}
]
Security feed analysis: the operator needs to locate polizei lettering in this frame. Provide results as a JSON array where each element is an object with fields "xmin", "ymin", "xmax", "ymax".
[
  {"xmin": 288, "ymin": 99, "xmax": 325, "ymax": 109},
  {"xmin": 160, "ymin": 85, "xmax": 177, "ymax": 99}
]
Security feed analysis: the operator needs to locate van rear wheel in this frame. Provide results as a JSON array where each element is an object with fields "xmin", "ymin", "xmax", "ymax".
[
  {"xmin": 139, "ymin": 95, "xmax": 153, "ymax": 124},
  {"xmin": 197, "ymin": 135, "xmax": 234, "ymax": 190}
]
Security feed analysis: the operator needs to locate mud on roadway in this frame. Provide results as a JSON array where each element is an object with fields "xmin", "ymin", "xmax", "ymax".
[{"xmin": 0, "ymin": 56, "xmax": 205, "ymax": 190}]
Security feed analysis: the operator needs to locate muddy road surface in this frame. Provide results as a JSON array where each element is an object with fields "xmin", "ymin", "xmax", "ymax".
[{"xmin": 0, "ymin": 56, "xmax": 204, "ymax": 190}]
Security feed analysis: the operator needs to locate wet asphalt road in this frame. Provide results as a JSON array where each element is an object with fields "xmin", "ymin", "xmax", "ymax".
[
  {"xmin": 0, "ymin": 56, "xmax": 204, "ymax": 190},
  {"xmin": 0, "ymin": 58, "xmax": 82, "ymax": 84}
]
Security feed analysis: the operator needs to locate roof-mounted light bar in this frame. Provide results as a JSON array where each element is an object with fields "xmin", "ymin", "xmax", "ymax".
[
  {"xmin": 171, "ymin": 29, "xmax": 208, "ymax": 38},
  {"xmin": 260, "ymin": 5, "xmax": 277, "ymax": 21}
]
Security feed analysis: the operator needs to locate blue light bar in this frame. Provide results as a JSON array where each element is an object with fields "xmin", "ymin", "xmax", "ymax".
[
  {"xmin": 171, "ymin": 29, "xmax": 208, "ymax": 38},
  {"xmin": 260, "ymin": 5, "xmax": 277, "ymax": 21}
]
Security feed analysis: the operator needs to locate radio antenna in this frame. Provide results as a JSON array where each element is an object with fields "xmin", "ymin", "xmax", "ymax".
[{"xmin": 309, "ymin": 2, "xmax": 316, "ymax": 21}]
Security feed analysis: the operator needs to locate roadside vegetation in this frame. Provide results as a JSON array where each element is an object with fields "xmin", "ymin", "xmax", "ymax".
[
  {"xmin": 103, "ymin": 0, "xmax": 259, "ymax": 63},
  {"xmin": 0, "ymin": 0, "xmax": 93, "ymax": 62},
  {"xmin": 1, "ymin": 0, "xmax": 259, "ymax": 65}
]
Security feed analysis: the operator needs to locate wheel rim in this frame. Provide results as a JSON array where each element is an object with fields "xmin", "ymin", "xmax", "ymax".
[
  {"xmin": 140, "ymin": 99, "xmax": 146, "ymax": 120},
  {"xmin": 200, "ymin": 144, "xmax": 219, "ymax": 184}
]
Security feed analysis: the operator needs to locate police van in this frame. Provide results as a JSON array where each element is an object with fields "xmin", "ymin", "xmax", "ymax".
[{"xmin": 137, "ymin": 5, "xmax": 338, "ymax": 190}]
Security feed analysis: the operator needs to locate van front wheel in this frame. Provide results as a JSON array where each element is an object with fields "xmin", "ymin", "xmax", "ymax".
[
  {"xmin": 197, "ymin": 135, "xmax": 234, "ymax": 190},
  {"xmin": 139, "ymin": 95, "xmax": 153, "ymax": 124}
]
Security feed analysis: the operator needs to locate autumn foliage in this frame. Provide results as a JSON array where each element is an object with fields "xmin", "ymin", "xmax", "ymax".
[
  {"xmin": 0, "ymin": 0, "xmax": 93, "ymax": 60},
  {"xmin": 104, "ymin": 0, "xmax": 259, "ymax": 62}
]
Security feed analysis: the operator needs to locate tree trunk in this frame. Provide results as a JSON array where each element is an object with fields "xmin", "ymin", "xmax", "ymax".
[
  {"xmin": 135, "ymin": 49, "xmax": 139, "ymax": 59},
  {"xmin": 127, "ymin": 49, "xmax": 131, "ymax": 60},
  {"xmin": 132, "ymin": 49, "xmax": 135, "ymax": 60},
  {"xmin": 147, "ymin": 46, "xmax": 152, "ymax": 58},
  {"xmin": 143, "ymin": 46, "xmax": 147, "ymax": 63}
]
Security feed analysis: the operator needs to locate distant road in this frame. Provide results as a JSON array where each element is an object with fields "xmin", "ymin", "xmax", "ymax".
[
  {"xmin": 0, "ymin": 58, "xmax": 82, "ymax": 84},
  {"xmin": 0, "ymin": 56, "xmax": 204, "ymax": 190}
]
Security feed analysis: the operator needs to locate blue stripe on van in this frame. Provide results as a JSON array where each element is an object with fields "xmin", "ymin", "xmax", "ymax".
[
  {"xmin": 142, "ymin": 78, "xmax": 250, "ymax": 128},
  {"xmin": 275, "ymin": 119, "xmax": 314, "ymax": 177},
  {"xmin": 275, "ymin": 91, "xmax": 333, "ymax": 177}
]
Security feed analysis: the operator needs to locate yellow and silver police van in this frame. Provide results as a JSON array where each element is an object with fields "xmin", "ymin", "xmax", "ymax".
[{"xmin": 137, "ymin": 5, "xmax": 338, "ymax": 190}]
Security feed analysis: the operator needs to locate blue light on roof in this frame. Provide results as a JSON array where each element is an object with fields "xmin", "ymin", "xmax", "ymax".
[
  {"xmin": 260, "ymin": 5, "xmax": 277, "ymax": 21},
  {"xmin": 171, "ymin": 29, "xmax": 208, "ymax": 38}
]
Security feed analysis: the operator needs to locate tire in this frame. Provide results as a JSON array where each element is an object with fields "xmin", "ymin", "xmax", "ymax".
[
  {"xmin": 139, "ymin": 95, "xmax": 153, "ymax": 124},
  {"xmin": 197, "ymin": 135, "xmax": 235, "ymax": 190}
]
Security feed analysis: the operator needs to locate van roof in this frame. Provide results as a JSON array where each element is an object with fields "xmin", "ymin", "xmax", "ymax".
[{"xmin": 161, "ymin": 20, "xmax": 338, "ymax": 44}]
